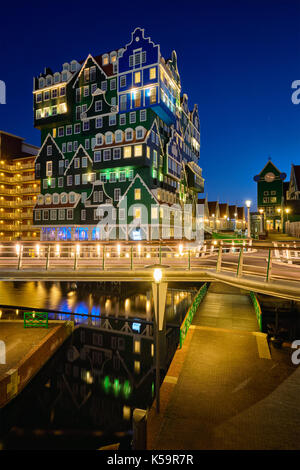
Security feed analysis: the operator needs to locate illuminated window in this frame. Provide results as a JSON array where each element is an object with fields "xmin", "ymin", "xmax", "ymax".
[
  {"xmin": 134, "ymin": 360, "xmax": 140, "ymax": 374},
  {"xmin": 134, "ymin": 340, "xmax": 141, "ymax": 354},
  {"xmin": 150, "ymin": 87, "xmax": 156, "ymax": 104},
  {"xmin": 134, "ymin": 145, "xmax": 143, "ymax": 157},
  {"xmin": 135, "ymin": 189, "xmax": 141, "ymax": 200},
  {"xmin": 147, "ymin": 146, "xmax": 150, "ymax": 159},
  {"xmin": 134, "ymin": 72, "xmax": 141, "ymax": 84},
  {"xmin": 150, "ymin": 67, "xmax": 156, "ymax": 80},
  {"xmin": 102, "ymin": 54, "xmax": 109, "ymax": 66},
  {"xmin": 124, "ymin": 146, "xmax": 131, "ymax": 158},
  {"xmin": 134, "ymin": 91, "xmax": 141, "ymax": 107},
  {"xmin": 53, "ymin": 128, "xmax": 57, "ymax": 138},
  {"xmin": 151, "ymin": 207, "xmax": 158, "ymax": 219}
]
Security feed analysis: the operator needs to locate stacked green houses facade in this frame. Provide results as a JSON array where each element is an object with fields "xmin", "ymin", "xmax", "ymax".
[{"xmin": 33, "ymin": 28, "xmax": 204, "ymax": 241}]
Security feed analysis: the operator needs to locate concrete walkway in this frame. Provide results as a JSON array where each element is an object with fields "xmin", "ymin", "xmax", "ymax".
[{"xmin": 148, "ymin": 283, "xmax": 299, "ymax": 450}]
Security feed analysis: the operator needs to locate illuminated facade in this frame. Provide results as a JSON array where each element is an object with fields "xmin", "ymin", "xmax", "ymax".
[
  {"xmin": 33, "ymin": 28, "xmax": 204, "ymax": 241},
  {"xmin": 0, "ymin": 131, "xmax": 40, "ymax": 240}
]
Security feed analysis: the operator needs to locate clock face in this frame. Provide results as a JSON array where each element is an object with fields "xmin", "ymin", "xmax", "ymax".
[{"xmin": 265, "ymin": 172, "xmax": 275, "ymax": 183}]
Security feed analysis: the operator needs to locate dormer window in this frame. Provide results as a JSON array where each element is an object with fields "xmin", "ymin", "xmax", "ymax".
[
  {"xmin": 62, "ymin": 71, "xmax": 68, "ymax": 82},
  {"xmin": 115, "ymin": 130, "xmax": 123, "ymax": 143},
  {"xmin": 70, "ymin": 60, "xmax": 78, "ymax": 72},
  {"xmin": 125, "ymin": 129, "xmax": 133, "ymax": 141},
  {"xmin": 102, "ymin": 54, "xmax": 109, "ymax": 66},
  {"xmin": 46, "ymin": 75, "xmax": 53, "ymax": 87},
  {"xmin": 54, "ymin": 72, "xmax": 61, "ymax": 84},
  {"xmin": 39, "ymin": 77, "xmax": 45, "ymax": 89},
  {"xmin": 110, "ymin": 52, "xmax": 117, "ymax": 63},
  {"xmin": 62, "ymin": 63, "xmax": 70, "ymax": 71}
]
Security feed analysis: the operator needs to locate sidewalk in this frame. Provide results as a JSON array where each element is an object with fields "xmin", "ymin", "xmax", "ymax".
[{"xmin": 148, "ymin": 283, "xmax": 298, "ymax": 450}]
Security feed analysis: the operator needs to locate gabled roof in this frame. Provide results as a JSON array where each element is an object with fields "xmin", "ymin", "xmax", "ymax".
[
  {"xmin": 207, "ymin": 201, "xmax": 218, "ymax": 216},
  {"xmin": 228, "ymin": 205, "xmax": 237, "ymax": 219},
  {"xmin": 117, "ymin": 173, "xmax": 158, "ymax": 207},
  {"xmin": 218, "ymin": 203, "xmax": 229, "ymax": 218},
  {"xmin": 237, "ymin": 207, "xmax": 245, "ymax": 219},
  {"xmin": 292, "ymin": 165, "xmax": 300, "ymax": 192},
  {"xmin": 64, "ymin": 145, "xmax": 93, "ymax": 175},
  {"xmin": 34, "ymin": 133, "xmax": 65, "ymax": 164}
]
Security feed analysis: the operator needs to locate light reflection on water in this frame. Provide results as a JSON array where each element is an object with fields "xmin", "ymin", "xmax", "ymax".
[{"xmin": 0, "ymin": 281, "xmax": 197, "ymax": 324}]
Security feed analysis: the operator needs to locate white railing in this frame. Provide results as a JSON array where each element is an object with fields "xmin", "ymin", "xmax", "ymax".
[{"xmin": 0, "ymin": 240, "xmax": 298, "ymax": 287}]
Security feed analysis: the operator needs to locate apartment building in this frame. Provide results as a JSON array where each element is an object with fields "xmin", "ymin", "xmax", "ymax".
[{"xmin": 0, "ymin": 131, "xmax": 40, "ymax": 240}]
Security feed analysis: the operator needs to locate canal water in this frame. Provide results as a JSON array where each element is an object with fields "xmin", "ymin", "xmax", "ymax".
[{"xmin": 0, "ymin": 281, "xmax": 200, "ymax": 450}]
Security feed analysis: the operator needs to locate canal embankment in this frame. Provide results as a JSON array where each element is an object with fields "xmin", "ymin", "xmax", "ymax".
[{"xmin": 0, "ymin": 320, "xmax": 73, "ymax": 408}]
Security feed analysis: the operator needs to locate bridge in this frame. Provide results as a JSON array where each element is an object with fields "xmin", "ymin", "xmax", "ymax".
[{"xmin": 0, "ymin": 240, "xmax": 299, "ymax": 301}]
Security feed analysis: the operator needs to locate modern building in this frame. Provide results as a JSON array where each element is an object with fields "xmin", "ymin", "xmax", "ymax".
[
  {"xmin": 32, "ymin": 28, "xmax": 204, "ymax": 241},
  {"xmin": 0, "ymin": 131, "xmax": 40, "ymax": 240}
]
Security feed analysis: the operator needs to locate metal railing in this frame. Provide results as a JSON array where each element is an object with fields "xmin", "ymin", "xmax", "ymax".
[
  {"xmin": 179, "ymin": 283, "xmax": 209, "ymax": 348},
  {"xmin": 249, "ymin": 291, "xmax": 262, "ymax": 331},
  {"xmin": 0, "ymin": 240, "xmax": 298, "ymax": 285},
  {"xmin": 24, "ymin": 311, "xmax": 48, "ymax": 328}
]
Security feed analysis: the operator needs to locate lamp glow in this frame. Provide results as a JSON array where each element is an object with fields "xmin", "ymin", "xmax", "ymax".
[
  {"xmin": 245, "ymin": 200, "xmax": 251, "ymax": 208},
  {"xmin": 153, "ymin": 267, "xmax": 162, "ymax": 284}
]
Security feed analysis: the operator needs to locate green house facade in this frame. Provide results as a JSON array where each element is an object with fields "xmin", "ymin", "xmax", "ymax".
[
  {"xmin": 254, "ymin": 160, "xmax": 286, "ymax": 231},
  {"xmin": 33, "ymin": 28, "xmax": 204, "ymax": 241}
]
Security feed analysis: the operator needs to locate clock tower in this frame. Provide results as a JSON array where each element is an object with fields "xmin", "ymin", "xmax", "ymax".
[{"xmin": 253, "ymin": 160, "xmax": 286, "ymax": 232}]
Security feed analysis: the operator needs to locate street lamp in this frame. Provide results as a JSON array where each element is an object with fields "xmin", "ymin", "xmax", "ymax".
[
  {"xmin": 245, "ymin": 200, "xmax": 251, "ymax": 238},
  {"xmin": 153, "ymin": 267, "xmax": 162, "ymax": 413},
  {"xmin": 259, "ymin": 208, "xmax": 264, "ymax": 233}
]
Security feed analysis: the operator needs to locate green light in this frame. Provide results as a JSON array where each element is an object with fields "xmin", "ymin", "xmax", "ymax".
[
  {"xmin": 152, "ymin": 382, "xmax": 154, "ymax": 397},
  {"xmin": 47, "ymin": 177, "xmax": 51, "ymax": 186},
  {"xmin": 123, "ymin": 380, "xmax": 132, "ymax": 399},
  {"xmin": 103, "ymin": 376, "xmax": 111, "ymax": 393},
  {"xmin": 113, "ymin": 378, "xmax": 121, "ymax": 396}
]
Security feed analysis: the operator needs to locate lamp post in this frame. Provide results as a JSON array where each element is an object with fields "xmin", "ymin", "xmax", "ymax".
[
  {"xmin": 153, "ymin": 267, "xmax": 162, "ymax": 413},
  {"xmin": 285, "ymin": 208, "xmax": 290, "ymax": 234},
  {"xmin": 245, "ymin": 200, "xmax": 251, "ymax": 238},
  {"xmin": 259, "ymin": 208, "xmax": 264, "ymax": 233}
]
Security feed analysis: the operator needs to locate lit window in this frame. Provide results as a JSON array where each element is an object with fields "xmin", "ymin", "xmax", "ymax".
[
  {"xmin": 134, "ymin": 145, "xmax": 143, "ymax": 157},
  {"xmin": 124, "ymin": 146, "xmax": 131, "ymax": 158},
  {"xmin": 134, "ymin": 208, "xmax": 141, "ymax": 219},
  {"xmin": 135, "ymin": 189, "xmax": 141, "ymax": 200},
  {"xmin": 134, "ymin": 72, "xmax": 141, "ymax": 84},
  {"xmin": 150, "ymin": 67, "xmax": 156, "ymax": 80},
  {"xmin": 150, "ymin": 87, "xmax": 156, "ymax": 104}
]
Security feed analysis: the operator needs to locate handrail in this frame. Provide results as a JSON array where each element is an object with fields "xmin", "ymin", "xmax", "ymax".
[
  {"xmin": 249, "ymin": 292, "xmax": 262, "ymax": 331},
  {"xmin": 179, "ymin": 282, "xmax": 209, "ymax": 348}
]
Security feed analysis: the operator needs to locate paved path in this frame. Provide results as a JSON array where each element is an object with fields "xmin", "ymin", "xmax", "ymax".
[{"xmin": 148, "ymin": 283, "xmax": 299, "ymax": 450}]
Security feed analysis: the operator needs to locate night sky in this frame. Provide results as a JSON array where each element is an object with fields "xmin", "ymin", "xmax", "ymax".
[{"xmin": 0, "ymin": 0, "xmax": 299, "ymax": 209}]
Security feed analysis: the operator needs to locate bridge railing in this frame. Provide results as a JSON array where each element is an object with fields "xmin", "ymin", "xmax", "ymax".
[{"xmin": 0, "ymin": 241, "xmax": 299, "ymax": 284}]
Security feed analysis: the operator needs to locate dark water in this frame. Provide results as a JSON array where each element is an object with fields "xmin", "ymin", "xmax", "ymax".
[
  {"xmin": 0, "ymin": 281, "xmax": 199, "ymax": 450},
  {"xmin": 0, "ymin": 281, "xmax": 195, "ymax": 325}
]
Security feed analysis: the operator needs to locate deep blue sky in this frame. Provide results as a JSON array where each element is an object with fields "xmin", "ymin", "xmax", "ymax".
[{"xmin": 0, "ymin": 0, "xmax": 299, "ymax": 208}]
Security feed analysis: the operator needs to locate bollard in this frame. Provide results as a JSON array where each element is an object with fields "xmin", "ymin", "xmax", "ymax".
[{"xmin": 132, "ymin": 408, "xmax": 147, "ymax": 450}]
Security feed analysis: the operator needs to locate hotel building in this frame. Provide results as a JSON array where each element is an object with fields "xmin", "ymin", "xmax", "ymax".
[{"xmin": 32, "ymin": 28, "xmax": 204, "ymax": 241}]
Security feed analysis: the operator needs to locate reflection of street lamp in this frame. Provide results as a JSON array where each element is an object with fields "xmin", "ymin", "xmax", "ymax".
[
  {"xmin": 245, "ymin": 200, "xmax": 251, "ymax": 237},
  {"xmin": 153, "ymin": 267, "xmax": 162, "ymax": 413}
]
